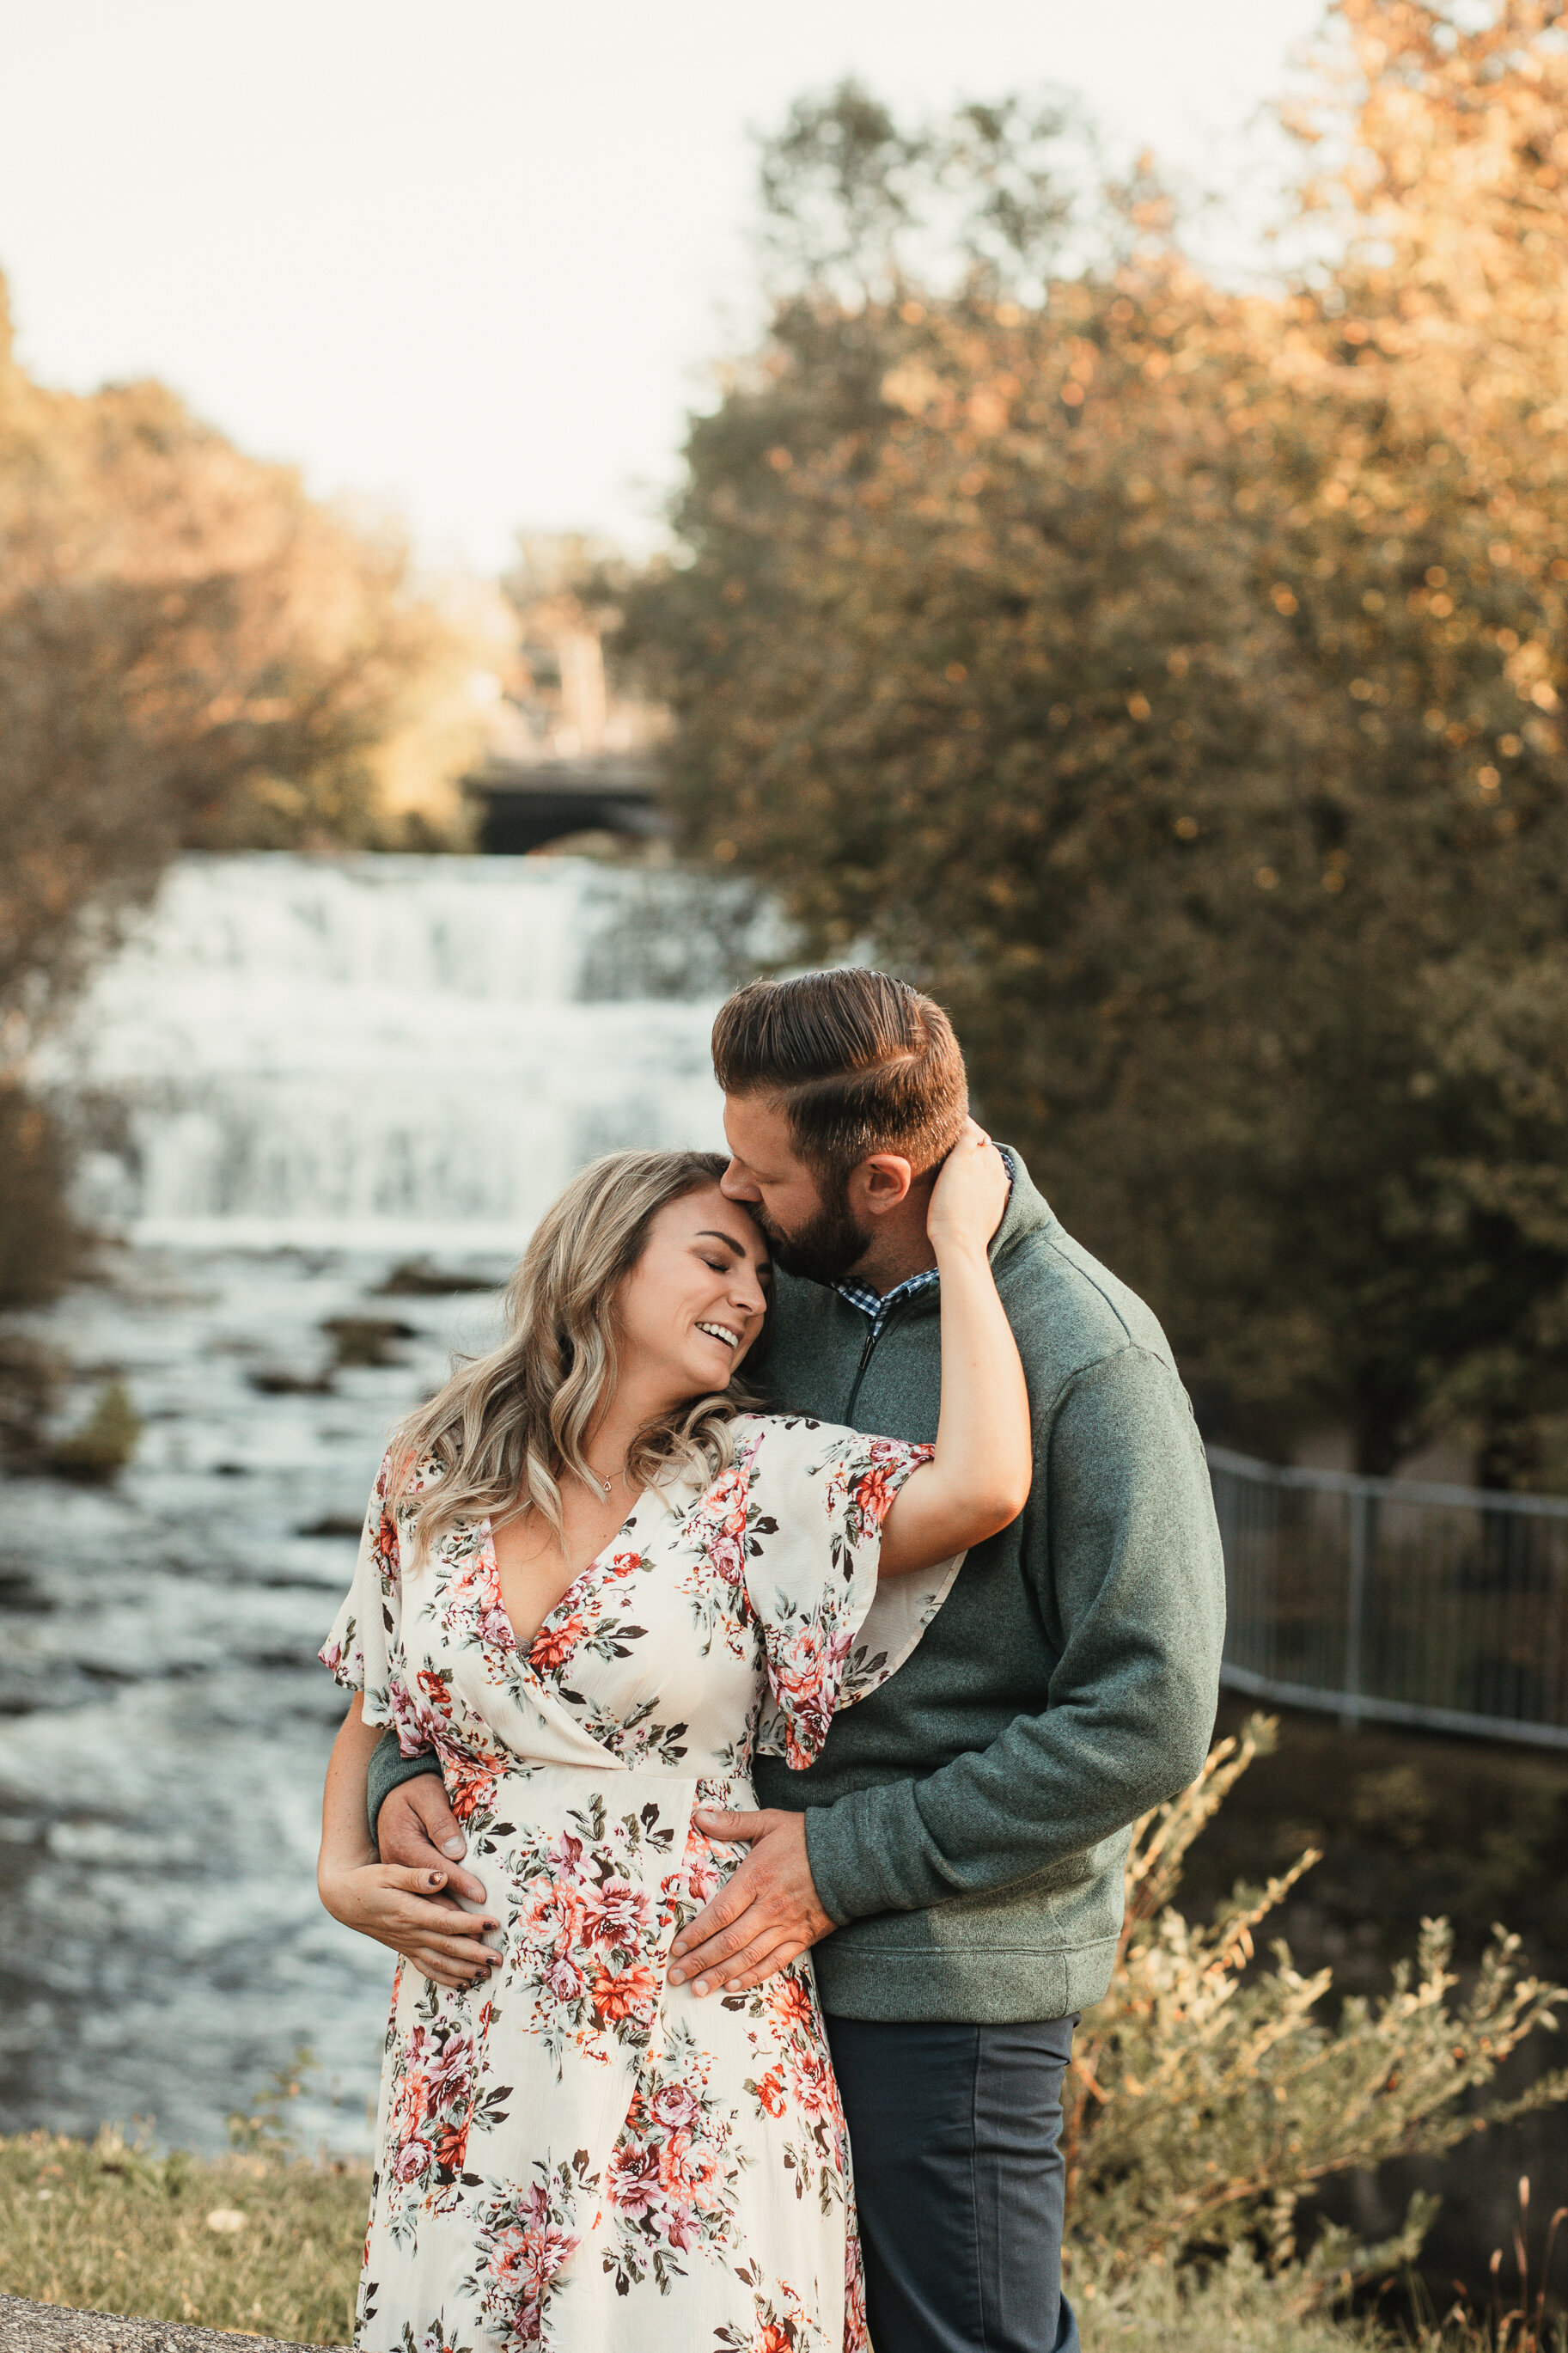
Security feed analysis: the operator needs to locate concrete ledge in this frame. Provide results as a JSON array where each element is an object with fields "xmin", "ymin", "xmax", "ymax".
[{"xmin": 0, "ymin": 2297, "xmax": 338, "ymax": 2353}]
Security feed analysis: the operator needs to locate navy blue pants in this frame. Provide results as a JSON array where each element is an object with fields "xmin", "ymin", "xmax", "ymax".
[{"xmin": 822, "ymin": 2014, "xmax": 1081, "ymax": 2353}]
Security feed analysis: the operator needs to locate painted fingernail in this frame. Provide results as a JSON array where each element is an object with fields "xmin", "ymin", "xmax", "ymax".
[{"xmin": 427, "ymin": 1872, "xmax": 443, "ymax": 1887}]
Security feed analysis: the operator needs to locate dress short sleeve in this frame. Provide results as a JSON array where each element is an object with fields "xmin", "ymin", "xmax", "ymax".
[
  {"xmin": 739, "ymin": 1414, "xmax": 964, "ymax": 1771},
  {"xmin": 319, "ymin": 1446, "xmax": 407, "ymax": 1736}
]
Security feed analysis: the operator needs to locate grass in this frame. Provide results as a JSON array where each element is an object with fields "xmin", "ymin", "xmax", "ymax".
[
  {"xmin": 2, "ymin": 2128, "xmax": 1562, "ymax": 2350},
  {"xmin": 0, "ymin": 2129, "xmax": 368, "ymax": 2345}
]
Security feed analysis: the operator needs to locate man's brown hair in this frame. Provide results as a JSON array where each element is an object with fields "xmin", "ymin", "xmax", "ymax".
[{"xmin": 711, "ymin": 969, "xmax": 968, "ymax": 1178}]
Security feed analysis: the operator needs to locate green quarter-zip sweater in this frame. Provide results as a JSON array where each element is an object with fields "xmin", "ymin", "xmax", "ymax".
[{"xmin": 365, "ymin": 1149, "xmax": 1226, "ymax": 2025}]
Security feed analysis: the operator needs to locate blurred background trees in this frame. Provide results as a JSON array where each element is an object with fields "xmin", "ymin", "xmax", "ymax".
[
  {"xmin": 0, "ymin": 270, "xmax": 494, "ymax": 1307},
  {"xmin": 6, "ymin": 0, "xmax": 1568, "ymax": 1486},
  {"xmin": 623, "ymin": 0, "xmax": 1568, "ymax": 1483},
  {"xmin": 497, "ymin": 531, "xmax": 663, "ymax": 765}
]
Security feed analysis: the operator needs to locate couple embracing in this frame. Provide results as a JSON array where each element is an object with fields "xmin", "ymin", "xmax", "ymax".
[{"xmin": 316, "ymin": 968, "xmax": 1225, "ymax": 2353}]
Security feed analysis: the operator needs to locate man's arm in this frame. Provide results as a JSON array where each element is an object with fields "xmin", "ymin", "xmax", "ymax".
[
  {"xmin": 670, "ymin": 1346, "xmax": 1224, "ymax": 1991},
  {"xmin": 368, "ymin": 1729, "xmax": 491, "ymax": 1908},
  {"xmin": 320, "ymin": 1700, "xmax": 502, "ymax": 1992},
  {"xmin": 803, "ymin": 1348, "xmax": 1224, "ymax": 1922},
  {"xmin": 366, "ymin": 1727, "xmax": 444, "ymax": 1839}
]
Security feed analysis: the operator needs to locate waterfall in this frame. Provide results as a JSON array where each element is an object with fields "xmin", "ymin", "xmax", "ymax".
[
  {"xmin": 3, "ymin": 849, "xmax": 782, "ymax": 2148},
  {"xmin": 43, "ymin": 853, "xmax": 768, "ymax": 1248}
]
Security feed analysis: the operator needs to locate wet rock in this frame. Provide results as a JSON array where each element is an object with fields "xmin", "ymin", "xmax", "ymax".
[
  {"xmin": 46, "ymin": 1385, "xmax": 142, "ymax": 1483},
  {"xmin": 318, "ymin": 1319, "xmax": 417, "ymax": 1369},
  {"xmin": 373, "ymin": 1259, "xmax": 492, "ymax": 1297}
]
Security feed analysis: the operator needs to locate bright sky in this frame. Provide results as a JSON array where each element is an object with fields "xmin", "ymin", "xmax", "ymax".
[{"xmin": 0, "ymin": 0, "xmax": 1325, "ymax": 574}]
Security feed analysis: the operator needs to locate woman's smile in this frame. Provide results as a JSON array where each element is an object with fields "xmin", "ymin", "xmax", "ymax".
[{"xmin": 611, "ymin": 1187, "xmax": 771, "ymax": 1404}]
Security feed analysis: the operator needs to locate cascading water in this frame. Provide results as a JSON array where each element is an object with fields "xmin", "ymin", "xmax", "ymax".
[
  {"xmin": 2, "ymin": 853, "xmax": 774, "ymax": 2151},
  {"xmin": 46, "ymin": 853, "xmax": 757, "ymax": 1245}
]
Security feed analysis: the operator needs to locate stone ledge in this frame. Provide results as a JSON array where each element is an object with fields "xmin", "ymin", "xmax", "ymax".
[{"xmin": 0, "ymin": 2297, "xmax": 338, "ymax": 2353}]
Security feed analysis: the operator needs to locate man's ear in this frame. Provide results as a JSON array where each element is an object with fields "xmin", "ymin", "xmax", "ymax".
[{"xmin": 849, "ymin": 1152, "xmax": 916, "ymax": 1219}]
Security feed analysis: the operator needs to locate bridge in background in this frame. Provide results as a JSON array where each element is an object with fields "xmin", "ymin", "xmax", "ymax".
[{"xmin": 463, "ymin": 758, "xmax": 667, "ymax": 854}]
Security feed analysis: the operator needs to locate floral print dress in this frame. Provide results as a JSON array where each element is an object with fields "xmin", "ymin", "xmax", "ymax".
[{"xmin": 320, "ymin": 1411, "xmax": 961, "ymax": 2353}]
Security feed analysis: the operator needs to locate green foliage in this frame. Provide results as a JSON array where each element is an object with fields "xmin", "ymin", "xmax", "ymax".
[
  {"xmin": 1065, "ymin": 1717, "xmax": 1568, "ymax": 2310},
  {"xmin": 753, "ymin": 81, "xmax": 1101, "ymax": 306},
  {"xmin": 46, "ymin": 1381, "xmax": 141, "ymax": 1482},
  {"xmin": 624, "ymin": 9, "xmax": 1568, "ymax": 1477}
]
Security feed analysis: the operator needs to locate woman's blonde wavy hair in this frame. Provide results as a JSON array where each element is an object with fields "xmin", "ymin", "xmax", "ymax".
[{"xmin": 390, "ymin": 1149, "xmax": 766, "ymax": 1556}]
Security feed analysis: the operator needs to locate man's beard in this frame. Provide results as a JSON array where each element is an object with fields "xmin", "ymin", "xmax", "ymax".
[{"xmin": 753, "ymin": 1181, "xmax": 871, "ymax": 1287}]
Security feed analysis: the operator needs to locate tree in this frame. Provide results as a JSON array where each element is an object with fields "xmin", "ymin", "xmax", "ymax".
[
  {"xmin": 624, "ymin": 15, "xmax": 1568, "ymax": 1479},
  {"xmin": 0, "ymin": 270, "xmax": 490, "ymax": 1304}
]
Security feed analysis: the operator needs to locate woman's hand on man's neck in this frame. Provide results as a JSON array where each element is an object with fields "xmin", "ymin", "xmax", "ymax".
[{"xmin": 844, "ymin": 1172, "xmax": 941, "ymax": 1296}]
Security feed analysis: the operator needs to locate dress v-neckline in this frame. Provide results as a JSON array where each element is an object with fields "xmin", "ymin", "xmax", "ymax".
[{"xmin": 480, "ymin": 1485, "xmax": 666, "ymax": 1663}]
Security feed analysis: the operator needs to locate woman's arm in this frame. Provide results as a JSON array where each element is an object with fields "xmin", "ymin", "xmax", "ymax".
[
  {"xmin": 878, "ymin": 1121, "xmax": 1031, "ymax": 1575},
  {"xmin": 318, "ymin": 1696, "xmax": 502, "ymax": 1994}
]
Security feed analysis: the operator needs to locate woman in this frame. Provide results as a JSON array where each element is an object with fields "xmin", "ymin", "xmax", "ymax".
[{"xmin": 318, "ymin": 1128, "xmax": 1028, "ymax": 2353}]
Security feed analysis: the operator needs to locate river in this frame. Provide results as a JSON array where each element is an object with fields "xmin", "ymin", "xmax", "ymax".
[{"xmin": 0, "ymin": 851, "xmax": 766, "ymax": 2153}]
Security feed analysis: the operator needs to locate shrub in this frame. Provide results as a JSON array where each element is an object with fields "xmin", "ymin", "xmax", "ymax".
[
  {"xmin": 1064, "ymin": 2232, "xmax": 1568, "ymax": 2350},
  {"xmin": 1066, "ymin": 1717, "xmax": 1568, "ymax": 2308}
]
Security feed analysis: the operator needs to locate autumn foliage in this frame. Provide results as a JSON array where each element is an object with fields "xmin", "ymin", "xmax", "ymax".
[
  {"xmin": 0, "ymin": 270, "xmax": 485, "ymax": 1301},
  {"xmin": 626, "ymin": 1, "xmax": 1568, "ymax": 1481}
]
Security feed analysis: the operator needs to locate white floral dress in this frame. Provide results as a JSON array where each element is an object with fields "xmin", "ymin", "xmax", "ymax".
[{"xmin": 320, "ymin": 1411, "xmax": 961, "ymax": 2353}]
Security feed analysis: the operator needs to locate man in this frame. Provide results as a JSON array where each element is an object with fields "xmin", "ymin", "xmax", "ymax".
[{"xmin": 365, "ymin": 968, "xmax": 1226, "ymax": 2353}]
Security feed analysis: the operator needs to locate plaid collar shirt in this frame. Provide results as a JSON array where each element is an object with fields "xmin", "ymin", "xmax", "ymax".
[{"xmin": 833, "ymin": 1147, "xmax": 1015, "ymax": 1338}]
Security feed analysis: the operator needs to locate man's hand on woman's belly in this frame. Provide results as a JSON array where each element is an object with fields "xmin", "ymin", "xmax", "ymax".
[
  {"xmin": 668, "ymin": 1808, "xmax": 833, "ymax": 1996},
  {"xmin": 380, "ymin": 1772, "xmax": 829, "ymax": 2000}
]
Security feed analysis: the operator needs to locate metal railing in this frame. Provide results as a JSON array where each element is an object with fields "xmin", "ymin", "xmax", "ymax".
[{"xmin": 1206, "ymin": 1445, "xmax": 1568, "ymax": 1751}]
